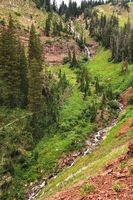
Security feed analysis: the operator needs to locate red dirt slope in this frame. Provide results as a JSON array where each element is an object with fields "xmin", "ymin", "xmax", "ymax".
[{"xmin": 46, "ymin": 141, "xmax": 133, "ymax": 200}]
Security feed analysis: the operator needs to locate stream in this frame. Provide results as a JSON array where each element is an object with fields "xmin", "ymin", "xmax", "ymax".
[
  {"xmin": 28, "ymin": 102, "xmax": 124, "ymax": 200},
  {"xmin": 28, "ymin": 22, "xmax": 124, "ymax": 200},
  {"xmin": 68, "ymin": 21, "xmax": 91, "ymax": 60}
]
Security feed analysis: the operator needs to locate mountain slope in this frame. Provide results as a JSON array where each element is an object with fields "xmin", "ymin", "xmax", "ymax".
[
  {"xmin": 0, "ymin": 1, "xmax": 133, "ymax": 200},
  {"xmin": 95, "ymin": 2, "xmax": 133, "ymax": 26},
  {"xmin": 38, "ymin": 93, "xmax": 133, "ymax": 200},
  {"xmin": 0, "ymin": 0, "xmax": 45, "ymax": 30}
]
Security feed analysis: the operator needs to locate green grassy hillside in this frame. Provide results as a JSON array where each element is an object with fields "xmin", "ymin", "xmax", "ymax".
[
  {"xmin": 87, "ymin": 48, "xmax": 133, "ymax": 94},
  {"xmin": 37, "ymin": 49, "xmax": 133, "ymax": 199},
  {"xmin": 95, "ymin": 2, "xmax": 133, "ymax": 26},
  {"xmin": 38, "ymin": 105, "xmax": 133, "ymax": 199},
  {"xmin": 0, "ymin": 0, "xmax": 46, "ymax": 31}
]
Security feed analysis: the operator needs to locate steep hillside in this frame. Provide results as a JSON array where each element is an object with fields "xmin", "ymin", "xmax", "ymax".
[
  {"xmin": 35, "ymin": 4, "xmax": 133, "ymax": 200},
  {"xmin": 95, "ymin": 2, "xmax": 133, "ymax": 26},
  {"xmin": 0, "ymin": 0, "xmax": 80, "ymax": 65},
  {"xmin": 37, "ymin": 54, "xmax": 133, "ymax": 200},
  {"xmin": 0, "ymin": 0, "xmax": 45, "ymax": 30}
]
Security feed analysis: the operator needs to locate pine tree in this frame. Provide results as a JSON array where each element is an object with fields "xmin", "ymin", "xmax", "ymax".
[
  {"xmin": 28, "ymin": 24, "xmax": 44, "ymax": 121},
  {"xmin": 45, "ymin": 14, "xmax": 51, "ymax": 36},
  {"xmin": 52, "ymin": 0, "xmax": 57, "ymax": 12},
  {"xmin": 18, "ymin": 43, "xmax": 28, "ymax": 108},
  {"xmin": 52, "ymin": 19, "xmax": 58, "ymax": 36},
  {"xmin": 70, "ymin": 49, "xmax": 78, "ymax": 67},
  {"xmin": 45, "ymin": 0, "xmax": 51, "ymax": 12},
  {"xmin": 129, "ymin": 29, "xmax": 133, "ymax": 63},
  {"xmin": 0, "ymin": 15, "xmax": 20, "ymax": 107},
  {"xmin": 78, "ymin": 67, "xmax": 91, "ymax": 98},
  {"xmin": 68, "ymin": 48, "xmax": 72, "ymax": 61},
  {"xmin": 100, "ymin": 93, "xmax": 106, "ymax": 119},
  {"xmin": 0, "ymin": 28, "xmax": 5, "ymax": 105},
  {"xmin": 95, "ymin": 77, "xmax": 101, "ymax": 94}
]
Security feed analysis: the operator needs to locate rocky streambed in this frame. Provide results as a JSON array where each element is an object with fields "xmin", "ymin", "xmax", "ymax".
[{"xmin": 28, "ymin": 102, "xmax": 124, "ymax": 200}]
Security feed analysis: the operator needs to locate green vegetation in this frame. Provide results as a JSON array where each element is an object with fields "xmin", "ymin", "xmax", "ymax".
[
  {"xmin": 96, "ymin": 3, "xmax": 133, "ymax": 26},
  {"xmin": 80, "ymin": 183, "xmax": 96, "ymax": 196},
  {"xmin": 86, "ymin": 48, "xmax": 133, "ymax": 94},
  {"xmin": 112, "ymin": 181, "xmax": 122, "ymax": 192},
  {"xmin": 0, "ymin": 0, "xmax": 46, "ymax": 30},
  {"xmin": 0, "ymin": 1, "xmax": 133, "ymax": 199},
  {"xmin": 38, "ymin": 105, "xmax": 133, "ymax": 199}
]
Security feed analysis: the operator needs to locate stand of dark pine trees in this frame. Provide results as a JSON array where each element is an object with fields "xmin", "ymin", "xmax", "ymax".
[
  {"xmin": 0, "ymin": 16, "xmax": 69, "ymax": 140},
  {"xmin": 89, "ymin": 11, "xmax": 133, "ymax": 64},
  {"xmin": 0, "ymin": 15, "xmax": 28, "ymax": 108},
  {"xmin": 34, "ymin": 0, "xmax": 106, "ymax": 20}
]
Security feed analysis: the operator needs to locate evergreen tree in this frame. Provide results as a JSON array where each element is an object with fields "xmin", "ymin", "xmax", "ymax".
[
  {"xmin": 129, "ymin": 29, "xmax": 133, "ymax": 63},
  {"xmin": 100, "ymin": 93, "xmax": 106, "ymax": 119},
  {"xmin": 52, "ymin": 19, "xmax": 58, "ymax": 36},
  {"xmin": 95, "ymin": 77, "xmax": 101, "ymax": 94},
  {"xmin": 0, "ymin": 15, "xmax": 20, "ymax": 107},
  {"xmin": 45, "ymin": 14, "xmax": 51, "ymax": 36},
  {"xmin": 78, "ymin": 67, "xmax": 91, "ymax": 98},
  {"xmin": 52, "ymin": 0, "xmax": 57, "ymax": 12},
  {"xmin": 18, "ymin": 43, "xmax": 28, "ymax": 108},
  {"xmin": 45, "ymin": 0, "xmax": 51, "ymax": 12},
  {"xmin": 68, "ymin": 48, "xmax": 72, "ymax": 61},
  {"xmin": 70, "ymin": 49, "xmax": 78, "ymax": 67},
  {"xmin": 28, "ymin": 24, "xmax": 44, "ymax": 131}
]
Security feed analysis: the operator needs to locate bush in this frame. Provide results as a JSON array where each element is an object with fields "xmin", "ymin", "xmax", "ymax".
[
  {"xmin": 82, "ymin": 55, "xmax": 88, "ymax": 62},
  {"xmin": 127, "ymin": 96, "xmax": 133, "ymax": 105},
  {"xmin": 0, "ymin": 18, "xmax": 5, "ymax": 26},
  {"xmin": 112, "ymin": 182, "xmax": 122, "ymax": 192},
  {"xmin": 109, "ymin": 100, "xmax": 119, "ymax": 109},
  {"xmin": 33, "ymin": 150, "xmax": 39, "ymax": 161},
  {"xmin": 63, "ymin": 57, "xmax": 70, "ymax": 64},
  {"xmin": 80, "ymin": 183, "xmax": 96, "ymax": 195},
  {"xmin": 15, "ymin": 12, "xmax": 21, "ymax": 17},
  {"xmin": 3, "ymin": 160, "xmax": 14, "ymax": 175},
  {"xmin": 45, "ymin": 40, "xmax": 54, "ymax": 45}
]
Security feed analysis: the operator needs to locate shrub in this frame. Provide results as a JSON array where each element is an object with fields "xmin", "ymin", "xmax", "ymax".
[
  {"xmin": 63, "ymin": 57, "xmax": 70, "ymax": 64},
  {"xmin": 109, "ymin": 100, "xmax": 119, "ymax": 109},
  {"xmin": 3, "ymin": 160, "xmax": 14, "ymax": 175},
  {"xmin": 45, "ymin": 40, "xmax": 54, "ymax": 45},
  {"xmin": 80, "ymin": 183, "xmax": 96, "ymax": 196},
  {"xmin": 15, "ymin": 12, "xmax": 21, "ymax": 17},
  {"xmin": 127, "ymin": 96, "xmax": 133, "ymax": 105},
  {"xmin": 33, "ymin": 150, "xmax": 39, "ymax": 161},
  {"xmin": 112, "ymin": 181, "xmax": 122, "ymax": 192},
  {"xmin": 0, "ymin": 18, "xmax": 5, "ymax": 26}
]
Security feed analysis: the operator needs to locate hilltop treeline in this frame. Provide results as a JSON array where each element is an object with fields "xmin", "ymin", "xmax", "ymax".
[
  {"xmin": 86, "ymin": 11, "xmax": 133, "ymax": 65},
  {"xmin": 34, "ymin": 0, "xmax": 107, "ymax": 19}
]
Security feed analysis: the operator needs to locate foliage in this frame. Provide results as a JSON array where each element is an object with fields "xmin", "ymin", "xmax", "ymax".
[
  {"xmin": 112, "ymin": 181, "xmax": 122, "ymax": 192},
  {"xmin": 127, "ymin": 96, "xmax": 133, "ymax": 105},
  {"xmin": 80, "ymin": 183, "xmax": 96, "ymax": 195},
  {"xmin": 89, "ymin": 11, "xmax": 133, "ymax": 64},
  {"xmin": 38, "ymin": 106, "xmax": 133, "ymax": 199},
  {"xmin": 0, "ymin": 15, "xmax": 28, "ymax": 108}
]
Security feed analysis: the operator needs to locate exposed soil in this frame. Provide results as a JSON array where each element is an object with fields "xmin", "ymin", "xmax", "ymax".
[
  {"xmin": 20, "ymin": 32, "xmax": 81, "ymax": 65},
  {"xmin": 119, "ymin": 87, "xmax": 133, "ymax": 107},
  {"xmin": 39, "ymin": 35, "xmax": 80, "ymax": 65},
  {"xmin": 116, "ymin": 117, "xmax": 133, "ymax": 138},
  {"xmin": 46, "ymin": 141, "xmax": 133, "ymax": 200}
]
